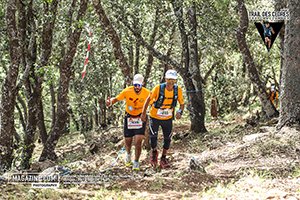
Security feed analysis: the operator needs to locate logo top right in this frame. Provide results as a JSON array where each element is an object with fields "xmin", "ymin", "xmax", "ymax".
[{"xmin": 255, "ymin": 21, "xmax": 284, "ymax": 52}]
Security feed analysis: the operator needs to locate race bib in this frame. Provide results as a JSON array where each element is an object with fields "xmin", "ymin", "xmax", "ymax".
[
  {"xmin": 157, "ymin": 108, "xmax": 173, "ymax": 118},
  {"xmin": 127, "ymin": 117, "xmax": 143, "ymax": 129}
]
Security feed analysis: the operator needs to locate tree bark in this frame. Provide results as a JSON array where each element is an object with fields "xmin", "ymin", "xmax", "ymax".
[
  {"xmin": 36, "ymin": 0, "xmax": 59, "ymax": 146},
  {"xmin": 186, "ymin": 3, "xmax": 207, "ymax": 133},
  {"xmin": 93, "ymin": 0, "xmax": 132, "ymax": 85},
  {"xmin": 21, "ymin": 24, "xmax": 39, "ymax": 169},
  {"xmin": 98, "ymin": 98, "xmax": 107, "ymax": 127},
  {"xmin": 17, "ymin": 93, "xmax": 28, "ymax": 124},
  {"xmin": 39, "ymin": 0, "xmax": 88, "ymax": 161},
  {"xmin": 278, "ymin": 0, "xmax": 300, "ymax": 127},
  {"xmin": 236, "ymin": 0, "xmax": 278, "ymax": 118},
  {"xmin": 0, "ymin": 0, "xmax": 22, "ymax": 171},
  {"xmin": 16, "ymin": 102, "xmax": 26, "ymax": 133}
]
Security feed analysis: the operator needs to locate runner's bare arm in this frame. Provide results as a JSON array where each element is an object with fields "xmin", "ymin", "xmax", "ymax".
[
  {"xmin": 141, "ymin": 96, "xmax": 151, "ymax": 122},
  {"xmin": 106, "ymin": 97, "xmax": 119, "ymax": 107},
  {"xmin": 271, "ymin": 27, "xmax": 275, "ymax": 34}
]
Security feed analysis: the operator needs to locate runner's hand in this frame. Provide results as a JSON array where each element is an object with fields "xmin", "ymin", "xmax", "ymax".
[
  {"xmin": 176, "ymin": 112, "xmax": 182, "ymax": 120},
  {"xmin": 106, "ymin": 97, "xmax": 112, "ymax": 107}
]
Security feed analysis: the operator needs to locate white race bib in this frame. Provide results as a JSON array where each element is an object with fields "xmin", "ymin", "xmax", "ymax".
[
  {"xmin": 127, "ymin": 117, "xmax": 143, "ymax": 129},
  {"xmin": 157, "ymin": 108, "xmax": 173, "ymax": 118}
]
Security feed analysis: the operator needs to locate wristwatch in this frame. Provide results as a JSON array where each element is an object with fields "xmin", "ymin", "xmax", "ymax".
[{"xmin": 177, "ymin": 109, "xmax": 183, "ymax": 115}]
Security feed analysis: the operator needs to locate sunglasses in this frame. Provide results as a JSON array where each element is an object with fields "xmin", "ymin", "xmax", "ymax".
[{"xmin": 133, "ymin": 83, "xmax": 142, "ymax": 88}]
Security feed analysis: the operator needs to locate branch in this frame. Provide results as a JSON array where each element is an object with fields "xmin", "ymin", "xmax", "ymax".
[
  {"xmin": 41, "ymin": 0, "xmax": 59, "ymax": 66},
  {"xmin": 203, "ymin": 62, "xmax": 219, "ymax": 84},
  {"xmin": 120, "ymin": 16, "xmax": 183, "ymax": 75}
]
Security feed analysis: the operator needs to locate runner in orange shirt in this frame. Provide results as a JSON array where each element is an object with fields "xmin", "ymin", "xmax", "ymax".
[
  {"xmin": 141, "ymin": 69, "xmax": 185, "ymax": 169},
  {"xmin": 106, "ymin": 74, "xmax": 150, "ymax": 171},
  {"xmin": 269, "ymin": 83, "xmax": 279, "ymax": 108}
]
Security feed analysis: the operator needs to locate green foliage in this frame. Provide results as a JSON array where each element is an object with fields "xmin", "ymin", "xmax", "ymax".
[
  {"xmin": 291, "ymin": 167, "xmax": 300, "ymax": 178},
  {"xmin": 44, "ymin": 0, "xmax": 53, "ymax": 3},
  {"xmin": 76, "ymin": 19, "xmax": 84, "ymax": 29}
]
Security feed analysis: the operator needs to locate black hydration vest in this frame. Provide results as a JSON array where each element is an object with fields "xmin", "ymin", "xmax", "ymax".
[{"xmin": 154, "ymin": 83, "xmax": 178, "ymax": 109}]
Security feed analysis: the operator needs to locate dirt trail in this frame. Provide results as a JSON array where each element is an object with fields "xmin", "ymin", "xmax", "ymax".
[{"xmin": 1, "ymin": 120, "xmax": 300, "ymax": 199}]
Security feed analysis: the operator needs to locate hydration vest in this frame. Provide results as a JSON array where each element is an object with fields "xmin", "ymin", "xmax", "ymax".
[
  {"xmin": 263, "ymin": 25, "xmax": 272, "ymax": 37},
  {"xmin": 154, "ymin": 83, "xmax": 178, "ymax": 109}
]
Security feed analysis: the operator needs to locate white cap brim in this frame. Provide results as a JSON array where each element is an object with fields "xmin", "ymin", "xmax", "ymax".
[
  {"xmin": 165, "ymin": 75, "xmax": 177, "ymax": 79},
  {"xmin": 133, "ymin": 81, "xmax": 143, "ymax": 85}
]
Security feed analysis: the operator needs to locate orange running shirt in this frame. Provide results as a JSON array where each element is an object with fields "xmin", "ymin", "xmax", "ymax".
[
  {"xmin": 116, "ymin": 86, "xmax": 150, "ymax": 116},
  {"xmin": 149, "ymin": 84, "xmax": 184, "ymax": 120}
]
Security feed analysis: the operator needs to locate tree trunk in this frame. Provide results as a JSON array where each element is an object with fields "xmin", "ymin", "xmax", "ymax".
[
  {"xmin": 37, "ymin": 98, "xmax": 48, "ymax": 145},
  {"xmin": 93, "ymin": 0, "xmax": 132, "ymax": 85},
  {"xmin": 21, "ymin": 17, "xmax": 39, "ymax": 169},
  {"xmin": 171, "ymin": 1, "xmax": 206, "ymax": 133},
  {"xmin": 89, "ymin": 113, "xmax": 93, "ymax": 131},
  {"xmin": 39, "ymin": 0, "xmax": 88, "ymax": 161},
  {"xmin": 186, "ymin": 3, "xmax": 207, "ymax": 133},
  {"xmin": 21, "ymin": 88, "xmax": 38, "ymax": 169},
  {"xmin": 0, "ymin": 0, "xmax": 22, "ymax": 171},
  {"xmin": 236, "ymin": 0, "xmax": 278, "ymax": 118},
  {"xmin": 278, "ymin": 0, "xmax": 300, "ymax": 127},
  {"xmin": 98, "ymin": 98, "xmax": 107, "ymax": 127},
  {"xmin": 16, "ymin": 102, "xmax": 26, "ymax": 133},
  {"xmin": 36, "ymin": 0, "xmax": 59, "ymax": 146},
  {"xmin": 17, "ymin": 93, "xmax": 27, "ymax": 131}
]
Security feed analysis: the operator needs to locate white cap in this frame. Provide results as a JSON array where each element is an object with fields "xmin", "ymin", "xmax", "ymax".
[
  {"xmin": 133, "ymin": 74, "xmax": 144, "ymax": 85},
  {"xmin": 270, "ymin": 83, "xmax": 276, "ymax": 91},
  {"xmin": 271, "ymin": 85, "xmax": 275, "ymax": 92},
  {"xmin": 165, "ymin": 69, "xmax": 178, "ymax": 79}
]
